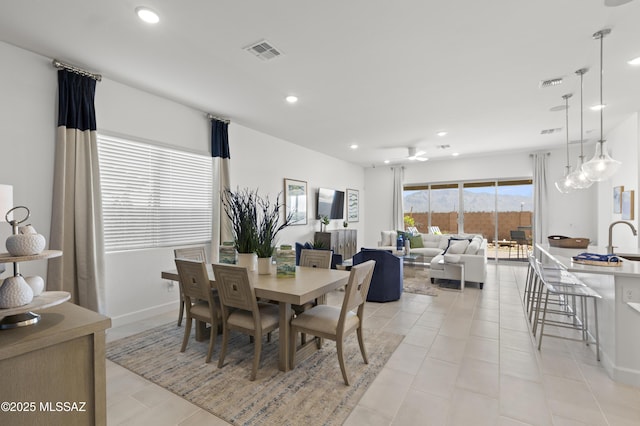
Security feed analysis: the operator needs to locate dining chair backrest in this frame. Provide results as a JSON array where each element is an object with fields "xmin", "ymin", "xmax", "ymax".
[
  {"xmin": 342, "ymin": 260, "xmax": 376, "ymax": 316},
  {"xmin": 174, "ymin": 246, "xmax": 207, "ymax": 262},
  {"xmin": 212, "ymin": 264, "xmax": 258, "ymax": 313},
  {"xmin": 175, "ymin": 258, "xmax": 213, "ymax": 303},
  {"xmin": 299, "ymin": 249, "xmax": 332, "ymax": 269}
]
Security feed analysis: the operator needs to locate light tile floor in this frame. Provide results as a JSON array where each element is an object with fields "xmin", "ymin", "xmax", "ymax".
[{"xmin": 105, "ymin": 263, "xmax": 640, "ymax": 425}]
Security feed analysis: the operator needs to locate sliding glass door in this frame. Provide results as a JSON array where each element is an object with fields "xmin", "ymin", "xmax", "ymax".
[{"xmin": 403, "ymin": 179, "xmax": 533, "ymax": 262}]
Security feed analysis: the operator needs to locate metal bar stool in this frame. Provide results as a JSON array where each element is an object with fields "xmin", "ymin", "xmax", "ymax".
[{"xmin": 532, "ymin": 259, "xmax": 601, "ymax": 361}]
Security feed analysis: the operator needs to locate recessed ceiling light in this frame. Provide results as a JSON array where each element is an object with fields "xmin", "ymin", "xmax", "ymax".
[
  {"xmin": 590, "ymin": 104, "xmax": 606, "ymax": 111},
  {"xmin": 349, "ymin": 144, "xmax": 358, "ymax": 150},
  {"xmin": 628, "ymin": 57, "xmax": 640, "ymax": 66},
  {"xmin": 436, "ymin": 131, "xmax": 448, "ymax": 137},
  {"xmin": 285, "ymin": 95, "xmax": 298, "ymax": 104},
  {"xmin": 452, "ymin": 152, "xmax": 459, "ymax": 157},
  {"xmin": 384, "ymin": 160, "xmax": 390, "ymax": 164},
  {"xmin": 136, "ymin": 7, "xmax": 160, "ymax": 24}
]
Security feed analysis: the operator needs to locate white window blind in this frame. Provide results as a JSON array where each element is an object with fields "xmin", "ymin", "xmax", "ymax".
[{"xmin": 97, "ymin": 134, "xmax": 212, "ymax": 252}]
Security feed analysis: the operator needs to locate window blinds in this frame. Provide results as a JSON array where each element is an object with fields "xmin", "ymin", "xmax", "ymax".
[{"xmin": 97, "ymin": 134, "xmax": 212, "ymax": 252}]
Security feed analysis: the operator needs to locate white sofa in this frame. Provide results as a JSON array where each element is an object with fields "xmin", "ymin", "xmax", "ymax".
[
  {"xmin": 429, "ymin": 236, "xmax": 487, "ymax": 289},
  {"xmin": 377, "ymin": 230, "xmax": 487, "ymax": 288}
]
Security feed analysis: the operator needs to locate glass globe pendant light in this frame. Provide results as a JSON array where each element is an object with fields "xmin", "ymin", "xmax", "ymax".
[
  {"xmin": 582, "ymin": 28, "xmax": 621, "ymax": 181},
  {"xmin": 555, "ymin": 94, "xmax": 575, "ymax": 194},
  {"xmin": 566, "ymin": 68, "xmax": 593, "ymax": 189}
]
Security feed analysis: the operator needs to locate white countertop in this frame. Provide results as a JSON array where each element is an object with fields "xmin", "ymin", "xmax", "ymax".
[{"xmin": 537, "ymin": 244, "xmax": 640, "ymax": 278}]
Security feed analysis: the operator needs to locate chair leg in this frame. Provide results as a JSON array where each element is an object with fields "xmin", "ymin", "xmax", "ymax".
[
  {"xmin": 177, "ymin": 299, "xmax": 184, "ymax": 326},
  {"xmin": 356, "ymin": 326, "xmax": 368, "ymax": 364},
  {"xmin": 336, "ymin": 339, "xmax": 350, "ymax": 385},
  {"xmin": 537, "ymin": 292, "xmax": 550, "ymax": 351},
  {"xmin": 181, "ymin": 317, "xmax": 191, "ymax": 352},
  {"xmin": 217, "ymin": 327, "xmax": 229, "ymax": 368},
  {"xmin": 205, "ymin": 319, "xmax": 216, "ymax": 363},
  {"xmin": 251, "ymin": 335, "xmax": 261, "ymax": 381}
]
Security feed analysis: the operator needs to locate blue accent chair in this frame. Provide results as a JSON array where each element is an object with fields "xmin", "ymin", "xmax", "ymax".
[{"xmin": 352, "ymin": 249, "xmax": 403, "ymax": 302}]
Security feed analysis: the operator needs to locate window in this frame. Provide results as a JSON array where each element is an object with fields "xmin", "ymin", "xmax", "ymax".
[{"xmin": 97, "ymin": 134, "xmax": 213, "ymax": 252}]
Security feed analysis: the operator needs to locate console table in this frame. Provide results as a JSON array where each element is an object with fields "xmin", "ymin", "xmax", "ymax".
[
  {"xmin": 314, "ymin": 230, "xmax": 357, "ymax": 260},
  {"xmin": 0, "ymin": 302, "xmax": 111, "ymax": 425}
]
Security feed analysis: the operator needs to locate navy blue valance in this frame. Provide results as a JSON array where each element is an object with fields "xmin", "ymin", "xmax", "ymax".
[
  {"xmin": 211, "ymin": 119, "xmax": 230, "ymax": 159},
  {"xmin": 57, "ymin": 70, "xmax": 97, "ymax": 131}
]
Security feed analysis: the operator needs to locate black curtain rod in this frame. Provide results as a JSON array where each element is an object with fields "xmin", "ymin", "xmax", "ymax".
[{"xmin": 52, "ymin": 59, "xmax": 102, "ymax": 81}]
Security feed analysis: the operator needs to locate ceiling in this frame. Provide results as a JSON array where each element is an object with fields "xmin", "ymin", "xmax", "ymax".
[{"xmin": 1, "ymin": 0, "xmax": 639, "ymax": 167}]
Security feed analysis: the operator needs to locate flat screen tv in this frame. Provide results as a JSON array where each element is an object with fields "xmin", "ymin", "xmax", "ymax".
[{"xmin": 316, "ymin": 188, "xmax": 345, "ymax": 219}]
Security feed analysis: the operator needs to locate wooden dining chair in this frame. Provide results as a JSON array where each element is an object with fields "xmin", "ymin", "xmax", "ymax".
[
  {"xmin": 299, "ymin": 249, "xmax": 333, "ymax": 269},
  {"xmin": 174, "ymin": 246, "xmax": 207, "ymax": 326},
  {"xmin": 295, "ymin": 249, "xmax": 334, "ymax": 344},
  {"xmin": 289, "ymin": 260, "xmax": 375, "ymax": 385},
  {"xmin": 211, "ymin": 263, "xmax": 280, "ymax": 381},
  {"xmin": 175, "ymin": 258, "xmax": 220, "ymax": 363}
]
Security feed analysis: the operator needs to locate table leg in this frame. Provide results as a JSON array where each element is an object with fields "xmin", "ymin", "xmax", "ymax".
[{"xmin": 278, "ymin": 302, "xmax": 292, "ymax": 371}]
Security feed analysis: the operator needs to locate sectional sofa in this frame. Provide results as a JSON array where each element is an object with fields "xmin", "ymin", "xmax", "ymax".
[{"xmin": 377, "ymin": 230, "xmax": 487, "ymax": 288}]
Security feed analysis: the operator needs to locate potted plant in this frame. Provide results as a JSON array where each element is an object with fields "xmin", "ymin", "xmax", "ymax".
[
  {"xmin": 319, "ymin": 215, "xmax": 330, "ymax": 232},
  {"xmin": 255, "ymin": 193, "xmax": 293, "ymax": 274},
  {"xmin": 221, "ymin": 188, "xmax": 259, "ymax": 270}
]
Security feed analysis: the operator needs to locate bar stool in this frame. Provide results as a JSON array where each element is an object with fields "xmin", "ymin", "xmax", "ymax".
[
  {"xmin": 524, "ymin": 256, "xmax": 572, "ymax": 327},
  {"xmin": 531, "ymin": 259, "xmax": 601, "ymax": 361}
]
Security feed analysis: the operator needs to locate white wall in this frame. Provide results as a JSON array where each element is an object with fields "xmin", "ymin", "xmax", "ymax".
[
  {"xmin": 595, "ymin": 113, "xmax": 639, "ymax": 250},
  {"xmin": 363, "ymin": 149, "xmax": 598, "ymax": 247},
  {"xmin": 0, "ymin": 42, "xmax": 56, "ymax": 280},
  {"xmin": 0, "ymin": 42, "xmax": 365, "ymax": 326}
]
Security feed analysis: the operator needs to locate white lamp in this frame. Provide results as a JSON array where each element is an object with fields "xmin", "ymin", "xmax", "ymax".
[
  {"xmin": 582, "ymin": 29, "xmax": 621, "ymax": 182},
  {"xmin": 566, "ymin": 68, "xmax": 594, "ymax": 189},
  {"xmin": 555, "ymin": 94, "xmax": 575, "ymax": 194}
]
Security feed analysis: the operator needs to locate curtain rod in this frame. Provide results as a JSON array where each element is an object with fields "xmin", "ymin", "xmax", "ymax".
[
  {"xmin": 206, "ymin": 113, "xmax": 230, "ymax": 124},
  {"xmin": 52, "ymin": 59, "xmax": 102, "ymax": 81}
]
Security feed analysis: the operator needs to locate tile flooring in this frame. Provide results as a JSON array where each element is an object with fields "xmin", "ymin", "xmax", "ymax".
[{"xmin": 105, "ymin": 263, "xmax": 640, "ymax": 425}]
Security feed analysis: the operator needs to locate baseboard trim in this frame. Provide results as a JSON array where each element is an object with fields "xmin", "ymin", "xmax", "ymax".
[{"xmin": 109, "ymin": 302, "xmax": 177, "ymax": 328}]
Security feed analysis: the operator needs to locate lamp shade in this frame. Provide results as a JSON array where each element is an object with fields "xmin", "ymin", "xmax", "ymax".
[
  {"xmin": 0, "ymin": 184, "xmax": 13, "ymax": 222},
  {"xmin": 581, "ymin": 143, "xmax": 621, "ymax": 181}
]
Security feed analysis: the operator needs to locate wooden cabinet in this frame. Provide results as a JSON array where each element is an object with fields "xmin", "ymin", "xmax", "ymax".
[
  {"xmin": 0, "ymin": 302, "xmax": 111, "ymax": 426},
  {"xmin": 315, "ymin": 230, "xmax": 358, "ymax": 260}
]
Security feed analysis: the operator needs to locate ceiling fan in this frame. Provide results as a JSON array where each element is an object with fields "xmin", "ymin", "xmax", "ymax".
[
  {"xmin": 406, "ymin": 147, "xmax": 428, "ymax": 162},
  {"xmin": 605, "ymin": 0, "xmax": 635, "ymax": 6}
]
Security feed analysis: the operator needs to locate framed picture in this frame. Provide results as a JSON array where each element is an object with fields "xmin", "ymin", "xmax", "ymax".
[
  {"xmin": 346, "ymin": 188, "xmax": 359, "ymax": 222},
  {"xmin": 284, "ymin": 178, "xmax": 307, "ymax": 225},
  {"xmin": 622, "ymin": 190, "xmax": 635, "ymax": 220},
  {"xmin": 614, "ymin": 186, "xmax": 624, "ymax": 214}
]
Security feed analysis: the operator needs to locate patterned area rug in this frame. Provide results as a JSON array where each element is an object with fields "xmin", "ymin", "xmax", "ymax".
[
  {"xmin": 107, "ymin": 323, "xmax": 402, "ymax": 426},
  {"xmin": 403, "ymin": 267, "xmax": 439, "ymax": 296}
]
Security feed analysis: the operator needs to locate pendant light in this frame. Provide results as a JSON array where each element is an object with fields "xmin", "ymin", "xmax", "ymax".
[
  {"xmin": 555, "ymin": 94, "xmax": 575, "ymax": 194},
  {"xmin": 566, "ymin": 68, "xmax": 594, "ymax": 189},
  {"xmin": 581, "ymin": 28, "xmax": 621, "ymax": 181}
]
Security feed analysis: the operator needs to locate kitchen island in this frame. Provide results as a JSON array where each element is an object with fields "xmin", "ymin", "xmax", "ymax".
[{"xmin": 536, "ymin": 244, "xmax": 640, "ymax": 388}]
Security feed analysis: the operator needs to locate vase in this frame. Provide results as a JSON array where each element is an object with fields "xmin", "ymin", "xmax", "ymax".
[
  {"xmin": 237, "ymin": 252, "xmax": 257, "ymax": 271},
  {"xmin": 6, "ymin": 225, "xmax": 46, "ymax": 256},
  {"xmin": 0, "ymin": 276, "xmax": 34, "ymax": 308},
  {"xmin": 257, "ymin": 257, "xmax": 273, "ymax": 275}
]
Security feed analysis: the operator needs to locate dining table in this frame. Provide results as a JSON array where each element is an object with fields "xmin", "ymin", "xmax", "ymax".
[{"xmin": 161, "ymin": 265, "xmax": 350, "ymax": 371}]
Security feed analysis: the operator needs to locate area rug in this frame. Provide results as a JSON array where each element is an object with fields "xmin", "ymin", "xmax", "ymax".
[
  {"xmin": 403, "ymin": 268, "xmax": 438, "ymax": 296},
  {"xmin": 106, "ymin": 323, "xmax": 403, "ymax": 426}
]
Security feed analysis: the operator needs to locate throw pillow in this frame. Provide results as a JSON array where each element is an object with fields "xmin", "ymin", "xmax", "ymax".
[
  {"xmin": 409, "ymin": 234, "xmax": 424, "ymax": 248},
  {"xmin": 446, "ymin": 240, "xmax": 469, "ymax": 254},
  {"xmin": 380, "ymin": 231, "xmax": 395, "ymax": 246}
]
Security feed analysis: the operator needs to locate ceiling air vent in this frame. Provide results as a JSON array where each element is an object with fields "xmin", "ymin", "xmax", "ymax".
[
  {"xmin": 540, "ymin": 128, "xmax": 563, "ymax": 135},
  {"xmin": 539, "ymin": 77, "xmax": 563, "ymax": 88},
  {"xmin": 244, "ymin": 40, "xmax": 282, "ymax": 61}
]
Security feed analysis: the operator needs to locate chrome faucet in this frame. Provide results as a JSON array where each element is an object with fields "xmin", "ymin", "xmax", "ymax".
[{"xmin": 607, "ymin": 220, "xmax": 638, "ymax": 254}]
